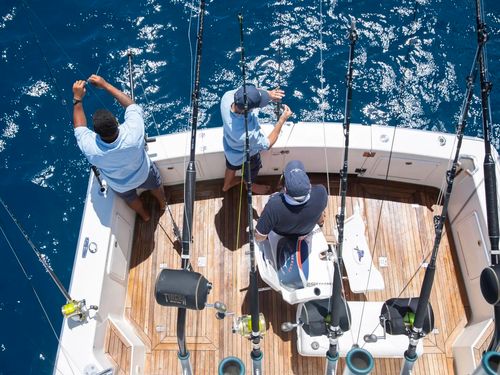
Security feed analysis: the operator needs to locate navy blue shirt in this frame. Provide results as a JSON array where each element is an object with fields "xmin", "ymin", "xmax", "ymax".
[{"xmin": 256, "ymin": 185, "xmax": 328, "ymax": 237}]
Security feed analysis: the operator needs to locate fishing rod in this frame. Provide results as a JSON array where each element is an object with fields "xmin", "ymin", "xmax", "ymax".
[
  {"xmin": 324, "ymin": 20, "xmax": 357, "ymax": 375},
  {"xmin": 154, "ymin": 2, "xmax": 215, "ymax": 374},
  {"xmin": 400, "ymin": 36, "xmax": 482, "ymax": 375},
  {"xmin": 474, "ymin": 0, "xmax": 500, "ymax": 354},
  {"xmin": 274, "ymin": 38, "xmax": 283, "ymax": 121},
  {"xmin": 238, "ymin": 12, "xmax": 264, "ymax": 375},
  {"xmin": 335, "ymin": 20, "xmax": 357, "ymax": 271},
  {"xmin": 176, "ymin": 0, "xmax": 206, "ymax": 372},
  {"xmin": 0, "ymin": 196, "xmax": 98, "ymax": 321}
]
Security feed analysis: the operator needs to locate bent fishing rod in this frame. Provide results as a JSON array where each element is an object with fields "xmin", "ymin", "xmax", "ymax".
[
  {"xmin": 400, "ymin": 36, "xmax": 482, "ymax": 375},
  {"xmin": 238, "ymin": 12, "xmax": 264, "ymax": 375},
  {"xmin": 474, "ymin": 0, "xmax": 500, "ymax": 354},
  {"xmin": 0, "ymin": 197, "xmax": 98, "ymax": 321},
  {"xmin": 324, "ymin": 20, "xmax": 357, "ymax": 375}
]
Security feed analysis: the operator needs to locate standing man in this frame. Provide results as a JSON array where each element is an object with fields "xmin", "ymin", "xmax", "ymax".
[
  {"xmin": 221, "ymin": 84, "xmax": 292, "ymax": 194},
  {"xmin": 255, "ymin": 160, "xmax": 327, "ymax": 241},
  {"xmin": 72, "ymin": 75, "xmax": 166, "ymax": 222}
]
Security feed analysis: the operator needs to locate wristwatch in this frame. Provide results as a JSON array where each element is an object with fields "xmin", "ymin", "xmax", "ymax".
[{"xmin": 73, "ymin": 98, "xmax": 82, "ymax": 105}]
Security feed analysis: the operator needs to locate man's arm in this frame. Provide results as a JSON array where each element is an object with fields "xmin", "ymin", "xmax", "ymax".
[
  {"xmin": 72, "ymin": 80, "xmax": 87, "ymax": 129},
  {"xmin": 254, "ymin": 228, "xmax": 268, "ymax": 242},
  {"xmin": 88, "ymin": 75, "xmax": 134, "ymax": 108},
  {"xmin": 267, "ymin": 104, "xmax": 292, "ymax": 148}
]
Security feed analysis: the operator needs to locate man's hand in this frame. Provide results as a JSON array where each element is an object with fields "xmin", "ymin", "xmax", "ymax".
[
  {"xmin": 279, "ymin": 104, "xmax": 292, "ymax": 122},
  {"xmin": 268, "ymin": 88, "xmax": 285, "ymax": 102},
  {"xmin": 72, "ymin": 80, "xmax": 86, "ymax": 100},
  {"xmin": 88, "ymin": 74, "xmax": 108, "ymax": 89}
]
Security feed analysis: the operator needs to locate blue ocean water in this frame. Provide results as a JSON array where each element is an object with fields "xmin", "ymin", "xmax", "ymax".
[{"xmin": 0, "ymin": 0, "xmax": 498, "ymax": 373}]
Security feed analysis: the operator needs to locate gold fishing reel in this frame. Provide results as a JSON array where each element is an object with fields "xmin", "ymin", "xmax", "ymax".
[
  {"xmin": 61, "ymin": 299, "xmax": 98, "ymax": 322},
  {"xmin": 232, "ymin": 313, "xmax": 266, "ymax": 338}
]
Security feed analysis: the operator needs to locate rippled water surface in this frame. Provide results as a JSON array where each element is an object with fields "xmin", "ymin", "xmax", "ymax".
[{"xmin": 0, "ymin": 0, "xmax": 499, "ymax": 373}]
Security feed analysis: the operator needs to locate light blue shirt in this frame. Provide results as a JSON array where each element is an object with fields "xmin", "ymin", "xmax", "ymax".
[
  {"xmin": 221, "ymin": 89, "xmax": 270, "ymax": 166},
  {"xmin": 74, "ymin": 104, "xmax": 150, "ymax": 193}
]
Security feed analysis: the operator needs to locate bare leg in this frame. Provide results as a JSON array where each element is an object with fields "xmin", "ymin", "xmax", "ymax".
[
  {"xmin": 222, "ymin": 168, "xmax": 241, "ymax": 192},
  {"xmin": 151, "ymin": 186, "xmax": 166, "ymax": 211},
  {"xmin": 127, "ymin": 197, "xmax": 151, "ymax": 222}
]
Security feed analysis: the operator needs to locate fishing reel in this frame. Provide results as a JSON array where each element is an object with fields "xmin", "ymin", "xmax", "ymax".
[
  {"xmin": 232, "ymin": 313, "xmax": 266, "ymax": 339},
  {"xmin": 61, "ymin": 299, "xmax": 98, "ymax": 322}
]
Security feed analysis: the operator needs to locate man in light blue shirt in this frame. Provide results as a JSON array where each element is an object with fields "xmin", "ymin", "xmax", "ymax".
[
  {"xmin": 72, "ymin": 75, "xmax": 165, "ymax": 222},
  {"xmin": 221, "ymin": 84, "xmax": 292, "ymax": 194}
]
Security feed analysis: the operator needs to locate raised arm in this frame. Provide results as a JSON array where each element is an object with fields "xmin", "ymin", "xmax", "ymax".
[
  {"xmin": 267, "ymin": 104, "xmax": 292, "ymax": 148},
  {"xmin": 72, "ymin": 80, "xmax": 87, "ymax": 129},
  {"xmin": 88, "ymin": 74, "xmax": 134, "ymax": 108}
]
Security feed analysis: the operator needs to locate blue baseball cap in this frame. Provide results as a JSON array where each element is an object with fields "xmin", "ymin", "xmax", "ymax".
[
  {"xmin": 284, "ymin": 160, "xmax": 311, "ymax": 200},
  {"xmin": 234, "ymin": 84, "xmax": 270, "ymax": 110}
]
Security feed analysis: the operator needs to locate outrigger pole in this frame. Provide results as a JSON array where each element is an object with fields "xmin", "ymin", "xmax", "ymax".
[
  {"xmin": 238, "ymin": 13, "xmax": 264, "ymax": 375},
  {"xmin": 400, "ymin": 28, "xmax": 482, "ymax": 375},
  {"xmin": 324, "ymin": 20, "xmax": 357, "ymax": 375},
  {"xmin": 474, "ymin": 0, "xmax": 500, "ymax": 355}
]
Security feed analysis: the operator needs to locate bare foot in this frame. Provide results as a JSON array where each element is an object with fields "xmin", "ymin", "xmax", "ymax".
[
  {"xmin": 222, "ymin": 178, "xmax": 241, "ymax": 192},
  {"xmin": 251, "ymin": 183, "xmax": 271, "ymax": 195}
]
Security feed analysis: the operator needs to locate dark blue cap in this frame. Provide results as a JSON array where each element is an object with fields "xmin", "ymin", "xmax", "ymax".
[
  {"xmin": 234, "ymin": 84, "xmax": 270, "ymax": 110},
  {"xmin": 284, "ymin": 160, "xmax": 311, "ymax": 199}
]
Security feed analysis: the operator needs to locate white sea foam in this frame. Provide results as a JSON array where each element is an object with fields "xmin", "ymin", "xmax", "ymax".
[
  {"xmin": 1, "ymin": 111, "xmax": 19, "ymax": 138},
  {"xmin": 31, "ymin": 166, "xmax": 55, "ymax": 189},
  {"xmin": 24, "ymin": 81, "xmax": 51, "ymax": 98},
  {"xmin": 0, "ymin": 7, "xmax": 16, "ymax": 29},
  {"xmin": 138, "ymin": 24, "xmax": 165, "ymax": 41}
]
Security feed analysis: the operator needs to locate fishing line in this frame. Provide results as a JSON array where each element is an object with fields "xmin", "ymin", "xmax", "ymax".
[
  {"xmin": 318, "ymin": 0, "xmax": 332, "ymax": 198},
  {"xmin": 353, "ymin": 0, "xmax": 425, "ymax": 345},
  {"xmin": 21, "ymin": 0, "xmax": 109, "ymax": 109},
  {"xmin": 136, "ymin": 79, "xmax": 162, "ymax": 136},
  {"xmin": 275, "ymin": 2, "xmax": 298, "ymax": 182},
  {"xmin": 21, "ymin": 0, "xmax": 71, "ymax": 116}
]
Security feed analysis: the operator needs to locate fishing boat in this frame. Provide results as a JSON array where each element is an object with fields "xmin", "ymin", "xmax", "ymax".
[{"xmin": 49, "ymin": 1, "xmax": 500, "ymax": 374}]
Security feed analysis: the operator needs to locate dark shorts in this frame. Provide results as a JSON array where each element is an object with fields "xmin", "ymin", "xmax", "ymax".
[
  {"xmin": 115, "ymin": 162, "xmax": 162, "ymax": 203},
  {"xmin": 225, "ymin": 152, "xmax": 262, "ymax": 182}
]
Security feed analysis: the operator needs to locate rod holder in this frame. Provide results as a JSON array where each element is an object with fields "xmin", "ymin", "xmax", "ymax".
[
  {"xmin": 472, "ymin": 351, "xmax": 500, "ymax": 375},
  {"xmin": 343, "ymin": 348, "xmax": 374, "ymax": 375},
  {"xmin": 218, "ymin": 356, "xmax": 245, "ymax": 375}
]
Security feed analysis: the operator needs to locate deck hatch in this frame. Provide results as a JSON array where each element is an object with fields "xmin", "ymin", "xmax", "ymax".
[
  {"xmin": 107, "ymin": 213, "xmax": 132, "ymax": 283},
  {"xmin": 455, "ymin": 211, "xmax": 489, "ymax": 280}
]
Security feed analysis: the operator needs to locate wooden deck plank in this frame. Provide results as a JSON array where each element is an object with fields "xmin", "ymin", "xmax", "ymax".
[{"xmin": 125, "ymin": 175, "xmax": 468, "ymax": 374}]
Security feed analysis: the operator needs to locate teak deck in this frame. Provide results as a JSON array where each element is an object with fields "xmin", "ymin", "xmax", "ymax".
[{"xmin": 117, "ymin": 174, "xmax": 468, "ymax": 375}]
